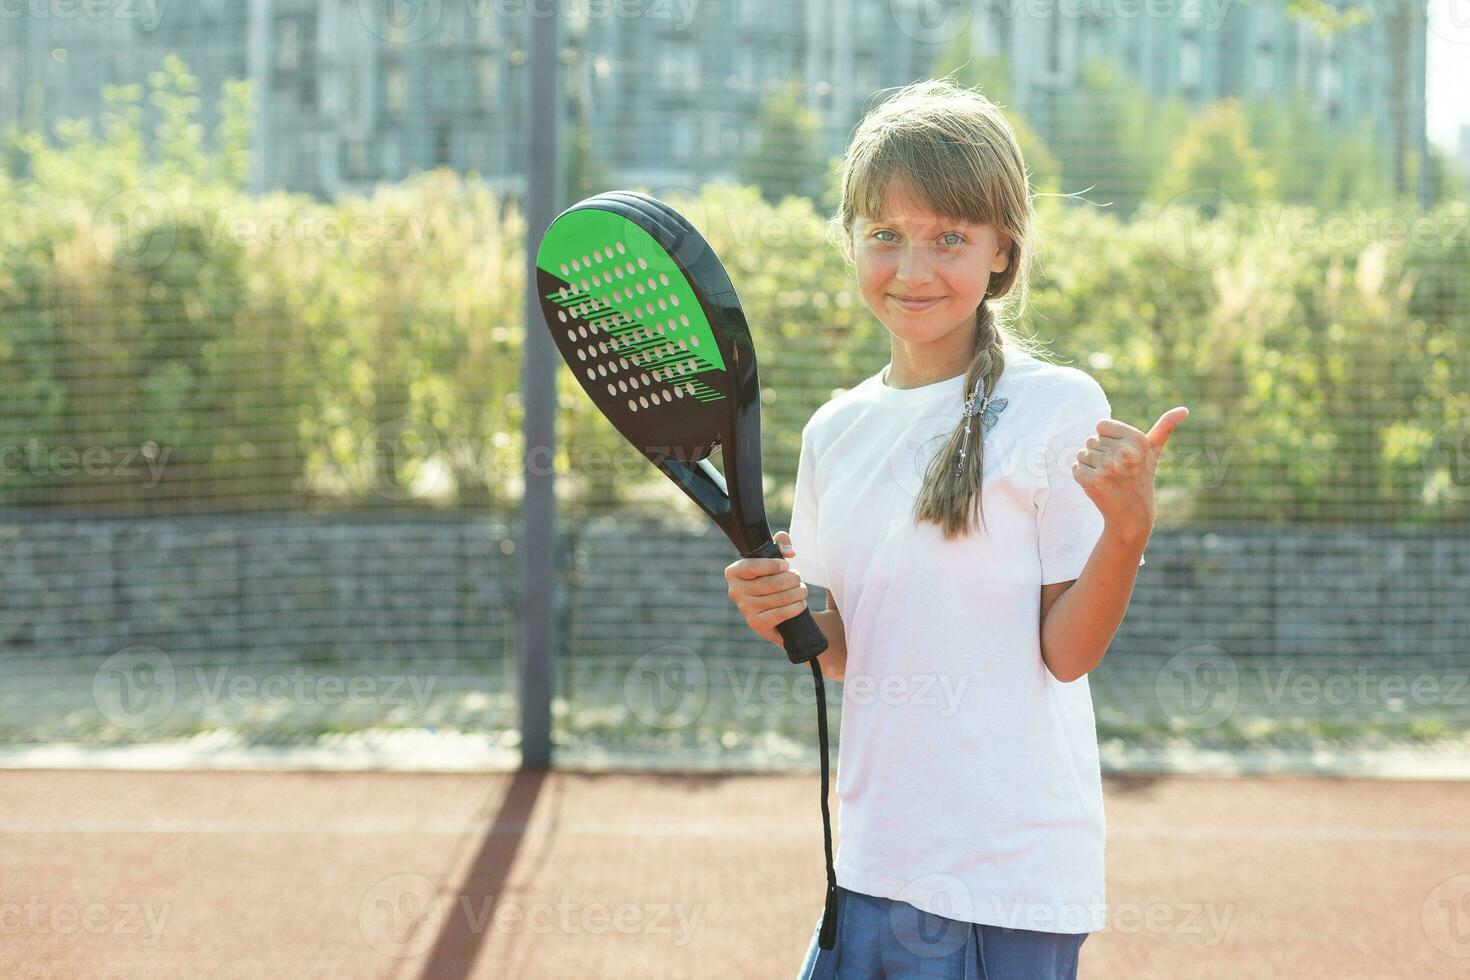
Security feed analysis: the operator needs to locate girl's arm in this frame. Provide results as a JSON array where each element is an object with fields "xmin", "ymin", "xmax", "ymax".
[
  {"xmin": 811, "ymin": 605, "xmax": 848, "ymax": 683},
  {"xmin": 1039, "ymin": 526, "xmax": 1146, "ymax": 682},
  {"xmin": 1042, "ymin": 403, "xmax": 1188, "ymax": 682}
]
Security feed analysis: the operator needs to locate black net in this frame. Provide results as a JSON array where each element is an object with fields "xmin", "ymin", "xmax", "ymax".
[{"xmin": 1, "ymin": 1, "xmax": 1466, "ymax": 769}]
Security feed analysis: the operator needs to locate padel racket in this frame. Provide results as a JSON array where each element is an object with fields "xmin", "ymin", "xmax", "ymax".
[
  {"xmin": 534, "ymin": 191, "xmax": 827, "ymax": 661},
  {"xmin": 535, "ymin": 190, "xmax": 841, "ymax": 949}
]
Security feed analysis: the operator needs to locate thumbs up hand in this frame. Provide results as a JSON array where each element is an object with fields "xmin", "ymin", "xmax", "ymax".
[{"xmin": 1072, "ymin": 407, "xmax": 1190, "ymax": 542}]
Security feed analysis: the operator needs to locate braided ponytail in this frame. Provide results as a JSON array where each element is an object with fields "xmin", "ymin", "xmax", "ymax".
[{"xmin": 913, "ymin": 301, "xmax": 1007, "ymax": 539}]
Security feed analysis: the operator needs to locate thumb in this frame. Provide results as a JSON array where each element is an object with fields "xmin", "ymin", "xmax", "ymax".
[
  {"xmin": 774, "ymin": 530, "xmax": 796, "ymax": 555},
  {"xmin": 1147, "ymin": 406, "xmax": 1190, "ymax": 455}
]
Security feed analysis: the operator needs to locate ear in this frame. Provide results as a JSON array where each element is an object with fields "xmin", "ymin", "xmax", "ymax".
[{"xmin": 991, "ymin": 233, "xmax": 1012, "ymax": 275}]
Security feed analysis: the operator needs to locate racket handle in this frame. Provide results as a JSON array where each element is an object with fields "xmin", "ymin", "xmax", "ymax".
[
  {"xmin": 745, "ymin": 538, "xmax": 829, "ymax": 664},
  {"xmin": 776, "ymin": 609, "xmax": 829, "ymax": 665}
]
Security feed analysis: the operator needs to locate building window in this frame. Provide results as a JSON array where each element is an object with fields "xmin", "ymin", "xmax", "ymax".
[
  {"xmin": 1180, "ymin": 38, "xmax": 1200, "ymax": 88},
  {"xmin": 476, "ymin": 10, "xmax": 498, "ymax": 45},
  {"xmin": 477, "ymin": 56, "xmax": 498, "ymax": 106},
  {"xmin": 387, "ymin": 66, "xmax": 408, "ymax": 120},
  {"xmin": 277, "ymin": 19, "xmax": 301, "ymax": 71},
  {"xmin": 348, "ymin": 138, "xmax": 368, "ymax": 178},
  {"xmin": 1254, "ymin": 46, "xmax": 1273, "ymax": 93},
  {"xmin": 1320, "ymin": 58, "xmax": 1341, "ymax": 102},
  {"xmin": 434, "ymin": 122, "xmax": 451, "ymax": 167},
  {"xmin": 660, "ymin": 46, "xmax": 698, "ymax": 91},
  {"xmin": 1047, "ymin": 14, "xmax": 1061, "ymax": 74},
  {"xmin": 671, "ymin": 118, "xmax": 692, "ymax": 159},
  {"xmin": 382, "ymin": 134, "xmax": 401, "ymax": 177}
]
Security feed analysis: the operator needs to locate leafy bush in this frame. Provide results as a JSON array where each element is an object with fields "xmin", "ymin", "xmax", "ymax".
[{"xmin": 2, "ymin": 59, "xmax": 1466, "ymax": 524}]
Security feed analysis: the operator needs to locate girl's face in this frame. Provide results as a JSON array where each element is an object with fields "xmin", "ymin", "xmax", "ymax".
[{"xmin": 851, "ymin": 180, "xmax": 1012, "ymax": 348}]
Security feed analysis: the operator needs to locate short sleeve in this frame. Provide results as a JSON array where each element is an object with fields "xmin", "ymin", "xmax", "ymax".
[
  {"xmin": 1036, "ymin": 376, "xmax": 1146, "ymax": 584},
  {"xmin": 786, "ymin": 421, "xmax": 832, "ymax": 590}
]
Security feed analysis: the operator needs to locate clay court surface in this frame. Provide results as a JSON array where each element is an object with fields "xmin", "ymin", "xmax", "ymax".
[{"xmin": 2, "ymin": 768, "xmax": 1467, "ymax": 979}]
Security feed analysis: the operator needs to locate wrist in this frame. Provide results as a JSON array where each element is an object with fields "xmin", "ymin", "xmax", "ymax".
[{"xmin": 1101, "ymin": 520, "xmax": 1150, "ymax": 553}]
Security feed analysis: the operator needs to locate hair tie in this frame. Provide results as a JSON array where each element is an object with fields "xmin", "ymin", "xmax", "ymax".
[{"xmin": 954, "ymin": 383, "xmax": 1008, "ymax": 477}]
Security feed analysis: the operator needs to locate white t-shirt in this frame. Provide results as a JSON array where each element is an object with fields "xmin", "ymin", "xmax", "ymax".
[{"xmin": 787, "ymin": 346, "xmax": 1142, "ymax": 935}]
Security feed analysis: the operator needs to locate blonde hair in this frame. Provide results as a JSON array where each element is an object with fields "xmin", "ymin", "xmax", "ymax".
[{"xmin": 833, "ymin": 77, "xmax": 1047, "ymax": 541}]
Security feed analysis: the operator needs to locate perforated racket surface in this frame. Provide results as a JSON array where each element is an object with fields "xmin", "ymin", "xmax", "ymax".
[{"xmin": 535, "ymin": 190, "xmax": 827, "ymax": 665}]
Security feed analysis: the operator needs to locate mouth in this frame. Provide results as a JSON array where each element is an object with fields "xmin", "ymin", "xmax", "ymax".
[{"xmin": 890, "ymin": 294, "xmax": 944, "ymax": 311}]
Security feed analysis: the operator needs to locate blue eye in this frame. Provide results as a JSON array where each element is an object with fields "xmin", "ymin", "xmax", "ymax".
[
  {"xmin": 873, "ymin": 229, "xmax": 898, "ymax": 242},
  {"xmin": 939, "ymin": 233, "xmax": 964, "ymax": 246}
]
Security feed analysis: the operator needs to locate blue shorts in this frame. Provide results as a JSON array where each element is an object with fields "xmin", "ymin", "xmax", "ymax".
[{"xmin": 798, "ymin": 886, "xmax": 1087, "ymax": 980}]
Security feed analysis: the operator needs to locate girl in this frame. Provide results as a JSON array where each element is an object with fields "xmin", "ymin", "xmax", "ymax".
[{"xmin": 724, "ymin": 79, "xmax": 1186, "ymax": 979}]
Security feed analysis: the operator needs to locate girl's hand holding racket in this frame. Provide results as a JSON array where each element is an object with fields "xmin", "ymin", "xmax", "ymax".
[{"xmin": 724, "ymin": 531, "xmax": 811, "ymax": 648}]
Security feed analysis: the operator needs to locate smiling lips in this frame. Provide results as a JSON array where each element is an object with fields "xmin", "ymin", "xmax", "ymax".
[{"xmin": 890, "ymin": 294, "xmax": 944, "ymax": 311}]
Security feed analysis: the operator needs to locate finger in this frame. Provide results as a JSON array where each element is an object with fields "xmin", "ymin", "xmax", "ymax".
[
  {"xmin": 1147, "ymin": 407, "xmax": 1190, "ymax": 454},
  {"xmin": 731, "ymin": 571, "xmax": 800, "ymax": 599},
  {"xmin": 1095, "ymin": 419, "xmax": 1140, "ymax": 439},
  {"xmin": 761, "ymin": 598, "xmax": 809, "ymax": 626},
  {"xmin": 732, "ymin": 557, "xmax": 789, "ymax": 579},
  {"xmin": 746, "ymin": 572, "xmax": 805, "ymax": 598}
]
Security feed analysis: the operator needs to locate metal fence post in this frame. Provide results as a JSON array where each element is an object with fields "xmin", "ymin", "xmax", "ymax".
[{"xmin": 518, "ymin": 3, "xmax": 559, "ymax": 769}]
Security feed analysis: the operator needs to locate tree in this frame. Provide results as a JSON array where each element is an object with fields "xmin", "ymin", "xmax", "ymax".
[
  {"xmin": 1052, "ymin": 58, "xmax": 1183, "ymax": 217},
  {"xmin": 1242, "ymin": 94, "xmax": 1334, "ymax": 204},
  {"xmin": 1148, "ymin": 99, "xmax": 1276, "ymax": 209},
  {"xmin": 737, "ymin": 79, "xmax": 827, "ymax": 204},
  {"xmin": 1426, "ymin": 142, "xmax": 1467, "ymax": 205},
  {"xmin": 1317, "ymin": 119, "xmax": 1401, "ymax": 210}
]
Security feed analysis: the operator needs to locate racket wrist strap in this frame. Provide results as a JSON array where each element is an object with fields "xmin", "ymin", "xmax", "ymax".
[{"xmin": 813, "ymin": 659, "xmax": 840, "ymax": 950}]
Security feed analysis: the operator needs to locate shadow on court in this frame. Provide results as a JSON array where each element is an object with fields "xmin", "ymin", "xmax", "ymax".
[{"xmin": 1, "ymin": 769, "xmax": 1466, "ymax": 978}]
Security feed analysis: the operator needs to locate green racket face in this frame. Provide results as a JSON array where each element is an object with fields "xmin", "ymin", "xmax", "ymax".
[
  {"xmin": 535, "ymin": 191, "xmax": 774, "ymax": 557},
  {"xmin": 537, "ymin": 207, "xmax": 727, "ymax": 418}
]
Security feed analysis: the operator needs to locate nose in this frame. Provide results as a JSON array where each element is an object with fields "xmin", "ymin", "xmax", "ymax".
[{"xmin": 894, "ymin": 243, "xmax": 933, "ymax": 287}]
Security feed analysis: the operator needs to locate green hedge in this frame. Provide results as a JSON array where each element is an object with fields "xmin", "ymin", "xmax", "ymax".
[{"xmin": 2, "ymin": 59, "xmax": 1466, "ymax": 523}]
